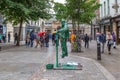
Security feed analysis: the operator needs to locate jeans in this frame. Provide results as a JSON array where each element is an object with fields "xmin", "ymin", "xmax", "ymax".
[
  {"xmin": 101, "ymin": 43, "xmax": 105, "ymax": 53},
  {"xmin": 8, "ymin": 37, "xmax": 10, "ymax": 42},
  {"xmin": 30, "ymin": 40, "xmax": 34, "ymax": 47},
  {"xmin": 85, "ymin": 41, "xmax": 89, "ymax": 48},
  {"xmin": 26, "ymin": 41, "xmax": 30, "ymax": 48},
  {"xmin": 46, "ymin": 42, "xmax": 49, "ymax": 47}
]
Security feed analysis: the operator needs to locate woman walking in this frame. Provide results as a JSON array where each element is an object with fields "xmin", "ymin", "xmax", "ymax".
[
  {"xmin": 106, "ymin": 32, "xmax": 113, "ymax": 54},
  {"xmin": 34, "ymin": 32, "xmax": 41, "ymax": 48},
  {"xmin": 112, "ymin": 32, "xmax": 116, "ymax": 49}
]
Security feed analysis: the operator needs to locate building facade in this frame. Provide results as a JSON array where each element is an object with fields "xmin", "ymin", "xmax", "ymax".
[
  {"xmin": 91, "ymin": 0, "xmax": 100, "ymax": 40},
  {"xmin": 100, "ymin": 0, "xmax": 120, "ymax": 44}
]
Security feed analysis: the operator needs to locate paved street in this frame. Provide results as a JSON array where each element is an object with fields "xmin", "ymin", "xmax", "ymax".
[
  {"xmin": 76, "ymin": 40, "xmax": 120, "ymax": 80},
  {"xmin": 0, "ymin": 41, "xmax": 119, "ymax": 80},
  {"xmin": 0, "ymin": 42, "xmax": 56, "ymax": 80}
]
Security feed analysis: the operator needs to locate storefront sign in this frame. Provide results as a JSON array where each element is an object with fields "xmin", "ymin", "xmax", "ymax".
[
  {"xmin": 103, "ymin": 19, "xmax": 110, "ymax": 24},
  {"xmin": 115, "ymin": 18, "xmax": 120, "ymax": 21}
]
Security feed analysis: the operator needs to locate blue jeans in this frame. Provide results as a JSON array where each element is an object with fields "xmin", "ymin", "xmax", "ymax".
[
  {"xmin": 101, "ymin": 43, "xmax": 105, "ymax": 53},
  {"xmin": 46, "ymin": 42, "xmax": 49, "ymax": 47},
  {"xmin": 30, "ymin": 40, "xmax": 34, "ymax": 47},
  {"xmin": 26, "ymin": 41, "xmax": 30, "ymax": 48}
]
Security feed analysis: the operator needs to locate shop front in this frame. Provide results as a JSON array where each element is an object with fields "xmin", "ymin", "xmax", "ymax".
[
  {"xmin": 112, "ymin": 15, "xmax": 120, "ymax": 45},
  {"xmin": 100, "ymin": 17, "xmax": 112, "ymax": 34},
  {"xmin": 117, "ymin": 22, "xmax": 120, "ymax": 44}
]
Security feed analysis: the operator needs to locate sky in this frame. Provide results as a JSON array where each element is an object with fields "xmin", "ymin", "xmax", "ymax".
[{"xmin": 54, "ymin": 0, "xmax": 65, "ymax": 3}]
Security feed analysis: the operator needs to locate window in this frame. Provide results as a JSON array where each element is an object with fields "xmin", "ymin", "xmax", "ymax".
[
  {"xmin": 104, "ymin": 1, "xmax": 106, "ymax": 16},
  {"xmin": 115, "ymin": 0, "xmax": 118, "ymax": 13},
  {"xmin": 101, "ymin": 4, "xmax": 103, "ymax": 18},
  {"xmin": 107, "ymin": 0, "xmax": 110, "ymax": 15}
]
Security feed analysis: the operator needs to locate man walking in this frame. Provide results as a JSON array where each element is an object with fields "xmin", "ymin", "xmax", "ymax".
[
  {"xmin": 30, "ymin": 30, "xmax": 35, "ymax": 47},
  {"xmin": 84, "ymin": 33, "xmax": 89, "ymax": 48},
  {"xmin": 8, "ymin": 32, "xmax": 11, "ymax": 43},
  {"xmin": 99, "ymin": 32, "xmax": 106, "ymax": 53}
]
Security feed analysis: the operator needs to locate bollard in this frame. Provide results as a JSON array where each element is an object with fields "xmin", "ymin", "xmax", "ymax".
[{"xmin": 97, "ymin": 43, "xmax": 101, "ymax": 60}]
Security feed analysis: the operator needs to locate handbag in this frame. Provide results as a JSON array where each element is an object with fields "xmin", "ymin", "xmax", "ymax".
[{"xmin": 109, "ymin": 40, "xmax": 114, "ymax": 45}]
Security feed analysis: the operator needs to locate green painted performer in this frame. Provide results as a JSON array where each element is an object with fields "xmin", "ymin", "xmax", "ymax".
[{"xmin": 57, "ymin": 19, "xmax": 69, "ymax": 58}]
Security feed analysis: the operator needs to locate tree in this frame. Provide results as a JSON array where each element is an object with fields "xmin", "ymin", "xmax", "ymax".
[
  {"xmin": 66, "ymin": 0, "xmax": 100, "ymax": 30},
  {"xmin": 53, "ymin": 2, "xmax": 67, "ymax": 21},
  {"xmin": 0, "ymin": 0, "xmax": 52, "ymax": 46},
  {"xmin": 65, "ymin": 0, "xmax": 100, "ymax": 52}
]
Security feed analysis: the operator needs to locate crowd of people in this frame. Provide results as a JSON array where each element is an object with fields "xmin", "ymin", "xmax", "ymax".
[
  {"xmin": 25, "ymin": 30, "xmax": 50, "ymax": 48},
  {"xmin": 0, "ymin": 29, "xmax": 117, "ymax": 55},
  {"xmin": 70, "ymin": 31, "xmax": 117, "ymax": 54},
  {"xmin": 96, "ymin": 31, "xmax": 116, "ymax": 54}
]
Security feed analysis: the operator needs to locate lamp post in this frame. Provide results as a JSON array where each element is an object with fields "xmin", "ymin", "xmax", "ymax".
[{"xmin": 112, "ymin": 2, "xmax": 119, "ymax": 13}]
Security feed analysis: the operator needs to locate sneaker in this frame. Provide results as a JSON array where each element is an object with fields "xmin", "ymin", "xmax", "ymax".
[{"xmin": 113, "ymin": 46, "xmax": 116, "ymax": 49}]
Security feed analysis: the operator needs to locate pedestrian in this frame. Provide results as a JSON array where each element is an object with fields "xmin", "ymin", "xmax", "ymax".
[
  {"xmin": 34, "ymin": 32, "xmax": 41, "ymax": 48},
  {"xmin": 25, "ymin": 32, "xmax": 30, "ymax": 48},
  {"xmin": 52, "ymin": 33, "xmax": 55, "ymax": 46},
  {"xmin": 99, "ymin": 32, "xmax": 106, "ymax": 53},
  {"xmin": 96, "ymin": 31, "xmax": 101, "ymax": 43},
  {"xmin": 45, "ymin": 33, "xmax": 49, "ymax": 47},
  {"xmin": 106, "ymin": 32, "xmax": 113, "ymax": 54},
  {"xmin": 2, "ymin": 34, "xmax": 6, "ymax": 43},
  {"xmin": 112, "ymin": 32, "xmax": 116, "ymax": 49},
  {"xmin": 84, "ymin": 33, "xmax": 89, "ymax": 48},
  {"xmin": 30, "ymin": 30, "xmax": 35, "ymax": 47},
  {"xmin": 8, "ymin": 32, "xmax": 11, "ymax": 43},
  {"xmin": 70, "ymin": 32, "xmax": 76, "ymax": 51},
  {"xmin": 0, "ymin": 32, "xmax": 3, "ymax": 43},
  {"xmin": 14, "ymin": 33, "xmax": 18, "ymax": 45},
  {"xmin": 40, "ymin": 36, "xmax": 44, "ymax": 47}
]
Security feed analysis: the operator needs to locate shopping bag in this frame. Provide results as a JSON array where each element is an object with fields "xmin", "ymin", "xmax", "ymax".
[{"xmin": 109, "ymin": 40, "xmax": 114, "ymax": 45}]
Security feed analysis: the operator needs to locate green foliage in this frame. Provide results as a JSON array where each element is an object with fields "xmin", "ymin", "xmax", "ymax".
[
  {"xmin": 53, "ymin": 2, "xmax": 67, "ymax": 20},
  {"xmin": 0, "ymin": 0, "xmax": 52, "ymax": 25},
  {"xmin": 53, "ymin": 0, "xmax": 100, "ymax": 24},
  {"xmin": 66, "ymin": 0, "xmax": 101, "ymax": 24},
  {"xmin": 0, "ymin": 0, "xmax": 52, "ymax": 46}
]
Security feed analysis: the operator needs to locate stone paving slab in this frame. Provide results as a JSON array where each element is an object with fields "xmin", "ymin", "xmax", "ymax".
[{"xmin": 33, "ymin": 55, "xmax": 115, "ymax": 80}]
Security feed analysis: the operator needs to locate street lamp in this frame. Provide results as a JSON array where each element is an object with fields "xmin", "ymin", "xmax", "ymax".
[{"xmin": 112, "ymin": 3, "xmax": 119, "ymax": 13}]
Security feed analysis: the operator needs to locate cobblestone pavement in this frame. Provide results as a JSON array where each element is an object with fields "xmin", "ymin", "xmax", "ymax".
[
  {"xmin": 31, "ymin": 41, "xmax": 116, "ymax": 80},
  {"xmin": 40, "ymin": 55, "xmax": 115, "ymax": 80},
  {"xmin": 0, "ymin": 41, "xmax": 119, "ymax": 80},
  {"xmin": 0, "ymin": 42, "xmax": 56, "ymax": 80},
  {"xmin": 73, "ymin": 40, "xmax": 120, "ymax": 80}
]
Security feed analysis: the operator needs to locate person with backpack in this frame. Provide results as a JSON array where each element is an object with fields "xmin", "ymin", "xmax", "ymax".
[
  {"xmin": 84, "ymin": 33, "xmax": 89, "ymax": 48},
  {"xmin": 99, "ymin": 32, "xmax": 106, "ymax": 53},
  {"xmin": 30, "ymin": 30, "xmax": 35, "ymax": 47},
  {"xmin": 112, "ymin": 32, "xmax": 116, "ymax": 49}
]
